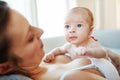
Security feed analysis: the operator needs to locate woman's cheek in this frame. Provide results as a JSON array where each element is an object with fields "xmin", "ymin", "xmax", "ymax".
[{"xmin": 29, "ymin": 43, "xmax": 40, "ymax": 56}]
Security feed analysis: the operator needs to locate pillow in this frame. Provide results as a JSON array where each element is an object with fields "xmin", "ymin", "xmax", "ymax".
[
  {"xmin": 0, "ymin": 74, "xmax": 32, "ymax": 80},
  {"xmin": 106, "ymin": 47, "xmax": 120, "ymax": 54}
]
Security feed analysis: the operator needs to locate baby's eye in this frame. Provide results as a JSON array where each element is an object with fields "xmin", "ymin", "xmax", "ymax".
[
  {"xmin": 77, "ymin": 24, "xmax": 82, "ymax": 28},
  {"xmin": 65, "ymin": 25, "xmax": 70, "ymax": 29}
]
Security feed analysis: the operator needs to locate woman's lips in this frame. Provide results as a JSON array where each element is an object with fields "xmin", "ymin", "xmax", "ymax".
[{"xmin": 40, "ymin": 43, "xmax": 43, "ymax": 48}]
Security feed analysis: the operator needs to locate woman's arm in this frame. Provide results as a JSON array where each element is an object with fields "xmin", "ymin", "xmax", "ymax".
[{"xmin": 107, "ymin": 49, "xmax": 120, "ymax": 75}]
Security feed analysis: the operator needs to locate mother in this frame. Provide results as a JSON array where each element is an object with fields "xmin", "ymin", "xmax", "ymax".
[{"xmin": 0, "ymin": 1, "xmax": 119, "ymax": 80}]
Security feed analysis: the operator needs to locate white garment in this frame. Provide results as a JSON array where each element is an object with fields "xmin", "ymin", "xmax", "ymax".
[{"xmin": 60, "ymin": 58, "xmax": 120, "ymax": 80}]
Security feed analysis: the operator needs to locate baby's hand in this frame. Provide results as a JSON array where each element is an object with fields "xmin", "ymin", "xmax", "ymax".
[
  {"xmin": 43, "ymin": 53, "xmax": 55, "ymax": 63},
  {"xmin": 75, "ymin": 47, "xmax": 87, "ymax": 56}
]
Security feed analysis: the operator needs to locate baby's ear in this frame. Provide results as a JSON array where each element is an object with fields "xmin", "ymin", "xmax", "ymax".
[
  {"xmin": 90, "ymin": 26, "xmax": 94, "ymax": 32},
  {"xmin": 0, "ymin": 62, "xmax": 13, "ymax": 75},
  {"xmin": 89, "ymin": 26, "xmax": 94, "ymax": 35}
]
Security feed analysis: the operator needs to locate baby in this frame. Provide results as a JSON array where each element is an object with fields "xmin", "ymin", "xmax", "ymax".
[{"xmin": 44, "ymin": 7, "xmax": 108, "ymax": 63}]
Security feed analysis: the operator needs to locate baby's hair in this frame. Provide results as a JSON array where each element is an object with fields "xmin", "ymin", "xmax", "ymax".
[{"xmin": 68, "ymin": 7, "xmax": 94, "ymax": 26}]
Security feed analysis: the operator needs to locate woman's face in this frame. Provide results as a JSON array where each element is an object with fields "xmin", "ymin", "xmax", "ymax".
[{"xmin": 6, "ymin": 9, "xmax": 44, "ymax": 67}]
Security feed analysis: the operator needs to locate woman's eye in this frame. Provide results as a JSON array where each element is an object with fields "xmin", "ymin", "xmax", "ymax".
[
  {"xmin": 28, "ymin": 35, "xmax": 34, "ymax": 42},
  {"xmin": 65, "ymin": 25, "xmax": 70, "ymax": 29},
  {"xmin": 77, "ymin": 24, "xmax": 82, "ymax": 28}
]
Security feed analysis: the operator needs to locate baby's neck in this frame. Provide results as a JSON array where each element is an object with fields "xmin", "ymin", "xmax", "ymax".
[{"xmin": 75, "ymin": 38, "xmax": 91, "ymax": 47}]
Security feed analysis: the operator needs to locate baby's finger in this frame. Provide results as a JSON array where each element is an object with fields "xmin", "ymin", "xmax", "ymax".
[{"xmin": 43, "ymin": 58, "xmax": 49, "ymax": 63}]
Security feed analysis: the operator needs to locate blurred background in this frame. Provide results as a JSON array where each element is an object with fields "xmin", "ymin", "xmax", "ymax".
[{"xmin": 3, "ymin": 0, "xmax": 120, "ymax": 38}]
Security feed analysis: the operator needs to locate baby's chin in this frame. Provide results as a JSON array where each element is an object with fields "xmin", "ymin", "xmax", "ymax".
[{"xmin": 70, "ymin": 41, "xmax": 79, "ymax": 45}]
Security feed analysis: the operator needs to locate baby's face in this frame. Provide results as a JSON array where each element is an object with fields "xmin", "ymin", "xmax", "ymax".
[{"xmin": 64, "ymin": 13, "xmax": 92, "ymax": 46}]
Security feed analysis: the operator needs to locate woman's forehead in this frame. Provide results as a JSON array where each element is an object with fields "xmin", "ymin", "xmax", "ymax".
[{"xmin": 6, "ymin": 9, "xmax": 29, "ymax": 43}]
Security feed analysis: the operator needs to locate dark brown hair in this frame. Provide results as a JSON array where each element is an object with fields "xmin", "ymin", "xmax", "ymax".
[
  {"xmin": 0, "ymin": 0, "xmax": 11, "ymax": 63},
  {"xmin": 0, "ymin": 1, "xmax": 30, "ymax": 77}
]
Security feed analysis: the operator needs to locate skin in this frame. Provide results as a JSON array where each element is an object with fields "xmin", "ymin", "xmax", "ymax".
[
  {"xmin": 5, "ymin": 9, "xmax": 108, "ymax": 80},
  {"xmin": 64, "ymin": 9, "xmax": 92, "ymax": 47},
  {"xmin": 7, "ymin": 10, "xmax": 44, "ymax": 68},
  {"xmin": 63, "ymin": 9, "xmax": 107, "ymax": 58}
]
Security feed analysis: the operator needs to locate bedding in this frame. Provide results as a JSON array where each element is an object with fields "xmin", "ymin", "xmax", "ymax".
[{"xmin": 0, "ymin": 74, "xmax": 32, "ymax": 80}]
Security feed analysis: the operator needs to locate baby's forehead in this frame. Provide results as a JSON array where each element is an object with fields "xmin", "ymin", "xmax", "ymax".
[
  {"xmin": 71, "ymin": 8, "xmax": 90, "ymax": 16},
  {"xmin": 69, "ymin": 7, "xmax": 93, "ymax": 26},
  {"xmin": 68, "ymin": 10, "xmax": 90, "ymax": 21}
]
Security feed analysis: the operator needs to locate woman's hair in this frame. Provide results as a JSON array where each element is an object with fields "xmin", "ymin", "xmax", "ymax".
[
  {"xmin": 0, "ymin": 1, "xmax": 11, "ymax": 64},
  {"xmin": 0, "ymin": 1, "xmax": 30, "ymax": 77}
]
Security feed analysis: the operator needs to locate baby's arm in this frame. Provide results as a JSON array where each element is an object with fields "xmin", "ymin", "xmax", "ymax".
[
  {"xmin": 74, "ymin": 45, "xmax": 107, "ymax": 58},
  {"xmin": 44, "ymin": 43, "xmax": 71, "ymax": 63},
  {"xmin": 85, "ymin": 46, "xmax": 107, "ymax": 58}
]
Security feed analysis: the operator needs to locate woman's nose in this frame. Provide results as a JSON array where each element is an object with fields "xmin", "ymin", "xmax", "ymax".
[
  {"xmin": 38, "ymin": 28, "xmax": 44, "ymax": 37},
  {"xmin": 35, "ymin": 27, "xmax": 44, "ymax": 39}
]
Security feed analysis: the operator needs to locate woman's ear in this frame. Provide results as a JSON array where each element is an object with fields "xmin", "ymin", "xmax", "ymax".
[{"xmin": 0, "ymin": 62, "xmax": 13, "ymax": 75}]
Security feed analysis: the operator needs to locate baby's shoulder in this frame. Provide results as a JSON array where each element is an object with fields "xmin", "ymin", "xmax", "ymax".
[
  {"xmin": 63, "ymin": 42, "xmax": 72, "ymax": 48},
  {"xmin": 59, "ymin": 43, "xmax": 72, "ymax": 51},
  {"xmin": 89, "ymin": 37, "xmax": 101, "ymax": 47}
]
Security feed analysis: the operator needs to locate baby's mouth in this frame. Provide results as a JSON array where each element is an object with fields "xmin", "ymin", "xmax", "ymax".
[{"xmin": 69, "ymin": 36, "xmax": 77, "ymax": 40}]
